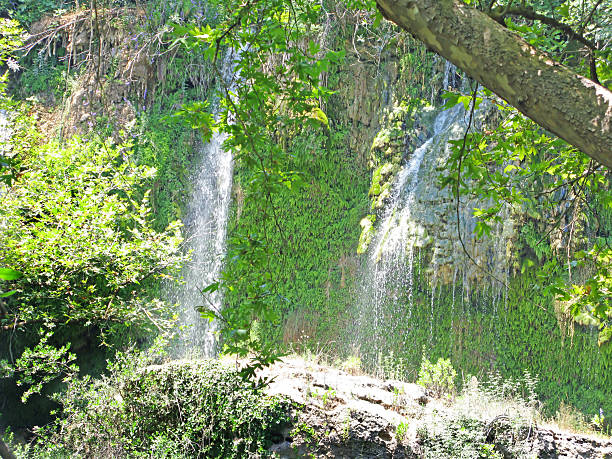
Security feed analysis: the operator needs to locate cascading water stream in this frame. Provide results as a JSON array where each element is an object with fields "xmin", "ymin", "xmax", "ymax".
[
  {"xmin": 171, "ymin": 57, "xmax": 237, "ymax": 358},
  {"xmin": 354, "ymin": 103, "xmax": 465, "ymax": 367},
  {"xmin": 0, "ymin": 110, "xmax": 11, "ymax": 152},
  {"xmin": 351, "ymin": 86, "xmax": 516, "ymax": 375},
  {"xmin": 172, "ymin": 131, "xmax": 233, "ymax": 358}
]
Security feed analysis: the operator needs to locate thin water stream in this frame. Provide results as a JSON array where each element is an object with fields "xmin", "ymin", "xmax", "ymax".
[
  {"xmin": 172, "ymin": 131, "xmax": 233, "ymax": 357},
  {"xmin": 354, "ymin": 103, "xmax": 465, "ymax": 365}
]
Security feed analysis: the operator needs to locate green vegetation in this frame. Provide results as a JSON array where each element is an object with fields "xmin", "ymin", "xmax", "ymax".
[
  {"xmin": 417, "ymin": 355, "xmax": 457, "ymax": 399},
  {"xmin": 354, "ymin": 265, "xmax": 612, "ymax": 417},
  {"xmin": 395, "ymin": 421, "xmax": 408, "ymax": 443},
  {"xmin": 10, "ymin": 339, "xmax": 290, "ymax": 458},
  {"xmin": 417, "ymin": 372, "xmax": 541, "ymax": 458},
  {"xmin": 0, "ymin": 0, "xmax": 611, "ymax": 456},
  {"xmin": 131, "ymin": 107, "xmax": 200, "ymax": 231},
  {"xmin": 439, "ymin": 89, "xmax": 612, "ymax": 345},
  {"xmin": 0, "ymin": 0, "xmax": 68, "ymax": 27},
  {"xmin": 227, "ymin": 126, "xmax": 370, "ymax": 349},
  {"xmin": 0, "ymin": 132, "xmax": 185, "ymax": 421}
]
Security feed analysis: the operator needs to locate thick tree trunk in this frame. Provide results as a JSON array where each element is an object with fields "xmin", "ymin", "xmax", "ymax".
[{"xmin": 376, "ymin": 0, "xmax": 612, "ymax": 169}]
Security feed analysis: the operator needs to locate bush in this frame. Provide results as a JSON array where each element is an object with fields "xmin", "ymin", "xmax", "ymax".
[
  {"xmin": 18, "ymin": 340, "xmax": 291, "ymax": 458},
  {"xmin": 417, "ymin": 355, "xmax": 457, "ymax": 398},
  {"xmin": 0, "ymin": 136, "xmax": 185, "ymax": 401},
  {"xmin": 416, "ymin": 374, "xmax": 540, "ymax": 458},
  {"xmin": 417, "ymin": 415, "xmax": 503, "ymax": 459},
  {"xmin": 0, "ymin": 0, "xmax": 68, "ymax": 27}
]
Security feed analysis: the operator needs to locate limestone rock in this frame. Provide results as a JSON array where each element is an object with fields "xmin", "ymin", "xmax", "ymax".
[{"xmin": 259, "ymin": 358, "xmax": 612, "ymax": 458}]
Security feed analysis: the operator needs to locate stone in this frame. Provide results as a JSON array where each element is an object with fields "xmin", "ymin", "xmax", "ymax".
[{"xmin": 258, "ymin": 358, "xmax": 612, "ymax": 458}]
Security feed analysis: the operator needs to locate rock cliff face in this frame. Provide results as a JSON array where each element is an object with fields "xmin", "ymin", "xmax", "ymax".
[
  {"xmin": 361, "ymin": 99, "xmax": 515, "ymax": 288},
  {"xmin": 260, "ymin": 358, "xmax": 612, "ymax": 458}
]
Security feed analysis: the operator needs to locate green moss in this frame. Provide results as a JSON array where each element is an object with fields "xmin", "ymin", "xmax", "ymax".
[
  {"xmin": 357, "ymin": 215, "xmax": 376, "ymax": 254},
  {"xmin": 371, "ymin": 128, "xmax": 392, "ymax": 152},
  {"xmin": 132, "ymin": 106, "xmax": 199, "ymax": 231},
  {"xmin": 369, "ymin": 164, "xmax": 385, "ymax": 196}
]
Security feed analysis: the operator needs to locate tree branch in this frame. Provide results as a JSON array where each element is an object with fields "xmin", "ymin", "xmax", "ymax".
[
  {"xmin": 375, "ymin": 0, "xmax": 612, "ymax": 169},
  {"xmin": 489, "ymin": 4, "xmax": 598, "ymax": 51}
]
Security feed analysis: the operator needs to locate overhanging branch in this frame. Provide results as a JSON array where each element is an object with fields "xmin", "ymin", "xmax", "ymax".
[{"xmin": 375, "ymin": 0, "xmax": 612, "ymax": 169}]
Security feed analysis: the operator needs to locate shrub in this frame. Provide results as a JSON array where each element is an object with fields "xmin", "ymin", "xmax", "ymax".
[
  {"xmin": 0, "ymin": 0, "xmax": 68, "ymax": 27},
  {"xmin": 395, "ymin": 421, "xmax": 408, "ymax": 443},
  {"xmin": 416, "ymin": 374, "xmax": 540, "ymax": 458},
  {"xmin": 417, "ymin": 355, "xmax": 457, "ymax": 398},
  {"xmin": 21, "ymin": 340, "xmax": 291, "ymax": 458},
  {"xmin": 417, "ymin": 414, "xmax": 503, "ymax": 459},
  {"xmin": 0, "ymin": 136, "xmax": 185, "ymax": 400}
]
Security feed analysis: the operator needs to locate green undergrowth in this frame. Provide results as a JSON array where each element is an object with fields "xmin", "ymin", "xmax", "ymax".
[
  {"xmin": 8, "ymin": 339, "xmax": 291, "ymax": 458},
  {"xmin": 417, "ymin": 372, "xmax": 541, "ymax": 458}
]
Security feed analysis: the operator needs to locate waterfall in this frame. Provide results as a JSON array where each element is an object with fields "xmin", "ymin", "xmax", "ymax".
[
  {"xmin": 172, "ymin": 57, "xmax": 237, "ymax": 358},
  {"xmin": 172, "ymin": 131, "xmax": 233, "ymax": 357},
  {"xmin": 354, "ymin": 103, "xmax": 466, "ymax": 370},
  {"xmin": 0, "ymin": 110, "xmax": 11, "ymax": 153},
  {"xmin": 351, "ymin": 87, "xmax": 516, "ymax": 374}
]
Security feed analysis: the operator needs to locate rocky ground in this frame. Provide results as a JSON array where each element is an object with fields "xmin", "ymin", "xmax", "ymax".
[{"xmin": 258, "ymin": 357, "xmax": 612, "ymax": 458}]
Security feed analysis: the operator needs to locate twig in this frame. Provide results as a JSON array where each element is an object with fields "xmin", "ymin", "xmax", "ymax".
[{"xmin": 454, "ymin": 84, "xmax": 510, "ymax": 289}]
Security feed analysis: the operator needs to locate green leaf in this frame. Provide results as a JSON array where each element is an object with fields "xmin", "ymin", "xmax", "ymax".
[
  {"xmin": 202, "ymin": 282, "xmax": 220, "ymax": 293},
  {"xmin": 0, "ymin": 268, "xmax": 22, "ymax": 281},
  {"xmin": 441, "ymin": 91, "xmax": 460, "ymax": 108},
  {"xmin": 309, "ymin": 107, "xmax": 329, "ymax": 127},
  {"xmin": 373, "ymin": 10, "xmax": 382, "ymax": 28},
  {"xmin": 556, "ymin": 3, "xmax": 569, "ymax": 18}
]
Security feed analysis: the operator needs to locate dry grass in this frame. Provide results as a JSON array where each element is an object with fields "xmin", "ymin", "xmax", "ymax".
[
  {"xmin": 545, "ymin": 402, "xmax": 611, "ymax": 439},
  {"xmin": 450, "ymin": 376, "xmax": 540, "ymax": 427}
]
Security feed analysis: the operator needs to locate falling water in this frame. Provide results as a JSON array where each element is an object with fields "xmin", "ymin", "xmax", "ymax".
[
  {"xmin": 354, "ymin": 103, "xmax": 465, "ymax": 366},
  {"xmin": 172, "ymin": 57, "xmax": 237, "ymax": 358},
  {"xmin": 352, "ymin": 89, "xmax": 516, "ymax": 374},
  {"xmin": 172, "ymin": 131, "xmax": 233, "ymax": 357},
  {"xmin": 442, "ymin": 61, "xmax": 458, "ymax": 91},
  {"xmin": 0, "ymin": 110, "xmax": 11, "ymax": 151}
]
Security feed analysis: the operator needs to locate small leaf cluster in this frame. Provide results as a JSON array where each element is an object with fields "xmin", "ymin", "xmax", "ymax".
[
  {"xmin": 1, "ymin": 330, "xmax": 77, "ymax": 403},
  {"xmin": 417, "ymin": 355, "xmax": 457, "ymax": 399}
]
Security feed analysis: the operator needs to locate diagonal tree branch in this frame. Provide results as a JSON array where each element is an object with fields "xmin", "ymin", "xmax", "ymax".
[{"xmin": 375, "ymin": 0, "xmax": 612, "ymax": 169}]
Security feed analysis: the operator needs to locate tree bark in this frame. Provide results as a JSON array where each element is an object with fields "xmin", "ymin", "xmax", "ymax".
[
  {"xmin": 376, "ymin": 0, "xmax": 612, "ymax": 169},
  {"xmin": 0, "ymin": 439, "xmax": 16, "ymax": 459}
]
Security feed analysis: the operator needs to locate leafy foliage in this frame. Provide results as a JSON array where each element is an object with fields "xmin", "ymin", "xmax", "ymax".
[
  {"xmin": 130, "ymin": 105, "xmax": 201, "ymax": 231},
  {"xmin": 20, "ymin": 338, "xmax": 290, "ymax": 458},
  {"xmin": 0, "ymin": 0, "xmax": 67, "ymax": 27},
  {"xmin": 417, "ymin": 355, "xmax": 457, "ymax": 398},
  {"xmin": 0, "ymin": 331, "xmax": 77, "ymax": 403},
  {"xmin": 439, "ymin": 89, "xmax": 611, "ymax": 343},
  {"xmin": 0, "ymin": 135, "xmax": 185, "ymax": 398},
  {"xmin": 173, "ymin": 0, "xmax": 346, "ymax": 367},
  {"xmin": 417, "ymin": 371, "xmax": 540, "ymax": 458}
]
